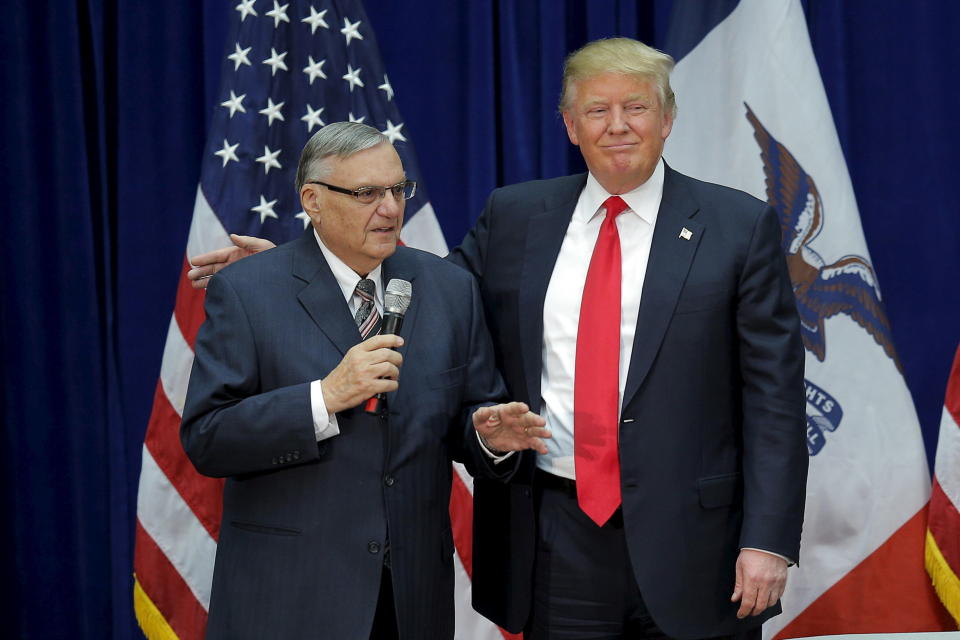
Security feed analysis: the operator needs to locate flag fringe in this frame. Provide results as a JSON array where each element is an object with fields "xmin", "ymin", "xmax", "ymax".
[
  {"xmin": 133, "ymin": 573, "xmax": 180, "ymax": 640},
  {"xmin": 925, "ymin": 530, "xmax": 960, "ymax": 627}
]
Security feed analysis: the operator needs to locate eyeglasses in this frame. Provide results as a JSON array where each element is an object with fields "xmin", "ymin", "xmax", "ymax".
[{"xmin": 307, "ymin": 180, "xmax": 417, "ymax": 205}]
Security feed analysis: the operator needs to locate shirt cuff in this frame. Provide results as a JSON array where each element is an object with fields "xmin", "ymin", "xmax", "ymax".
[
  {"xmin": 475, "ymin": 430, "xmax": 515, "ymax": 464},
  {"xmin": 741, "ymin": 547, "xmax": 794, "ymax": 566},
  {"xmin": 310, "ymin": 379, "xmax": 340, "ymax": 441}
]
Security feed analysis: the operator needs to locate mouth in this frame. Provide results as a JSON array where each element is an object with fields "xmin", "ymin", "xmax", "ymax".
[
  {"xmin": 603, "ymin": 142, "xmax": 638, "ymax": 151},
  {"xmin": 369, "ymin": 226, "xmax": 396, "ymax": 235}
]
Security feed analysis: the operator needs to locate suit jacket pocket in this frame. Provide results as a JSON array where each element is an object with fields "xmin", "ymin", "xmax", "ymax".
[
  {"xmin": 697, "ymin": 472, "xmax": 742, "ymax": 509},
  {"xmin": 230, "ymin": 520, "xmax": 302, "ymax": 536},
  {"xmin": 428, "ymin": 364, "xmax": 467, "ymax": 390}
]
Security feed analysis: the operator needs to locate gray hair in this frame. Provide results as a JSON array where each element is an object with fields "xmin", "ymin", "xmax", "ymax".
[
  {"xmin": 559, "ymin": 37, "xmax": 677, "ymax": 118},
  {"xmin": 295, "ymin": 122, "xmax": 390, "ymax": 193}
]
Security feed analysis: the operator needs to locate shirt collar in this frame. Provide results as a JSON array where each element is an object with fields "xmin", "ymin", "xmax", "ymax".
[
  {"xmin": 576, "ymin": 157, "xmax": 665, "ymax": 225},
  {"xmin": 313, "ymin": 227, "xmax": 383, "ymax": 305}
]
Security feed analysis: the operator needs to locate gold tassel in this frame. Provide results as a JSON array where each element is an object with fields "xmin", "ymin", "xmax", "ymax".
[
  {"xmin": 925, "ymin": 530, "xmax": 960, "ymax": 628},
  {"xmin": 133, "ymin": 573, "xmax": 181, "ymax": 640}
]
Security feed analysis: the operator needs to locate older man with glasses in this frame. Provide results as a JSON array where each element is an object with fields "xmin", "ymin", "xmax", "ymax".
[{"xmin": 180, "ymin": 121, "xmax": 549, "ymax": 640}]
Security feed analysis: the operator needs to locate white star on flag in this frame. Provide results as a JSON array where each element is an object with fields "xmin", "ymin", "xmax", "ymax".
[
  {"xmin": 259, "ymin": 98, "xmax": 285, "ymax": 126},
  {"xmin": 228, "ymin": 43, "xmax": 252, "ymax": 71},
  {"xmin": 301, "ymin": 105, "xmax": 325, "ymax": 132},
  {"xmin": 295, "ymin": 211, "xmax": 311, "ymax": 229},
  {"xmin": 378, "ymin": 75, "xmax": 394, "ymax": 101},
  {"xmin": 265, "ymin": 1, "xmax": 290, "ymax": 28},
  {"xmin": 302, "ymin": 6, "xmax": 329, "ymax": 33},
  {"xmin": 214, "ymin": 139, "xmax": 240, "ymax": 167},
  {"xmin": 255, "ymin": 145, "xmax": 282, "ymax": 174},
  {"xmin": 381, "ymin": 120, "xmax": 406, "ymax": 143},
  {"xmin": 251, "ymin": 195, "xmax": 279, "ymax": 223},
  {"xmin": 302, "ymin": 56, "xmax": 327, "ymax": 84},
  {"xmin": 262, "ymin": 48, "xmax": 289, "ymax": 76},
  {"xmin": 235, "ymin": 0, "xmax": 257, "ymax": 21},
  {"xmin": 340, "ymin": 17, "xmax": 363, "ymax": 45},
  {"xmin": 342, "ymin": 64, "xmax": 363, "ymax": 92},
  {"xmin": 348, "ymin": 112, "xmax": 365, "ymax": 123},
  {"xmin": 220, "ymin": 90, "xmax": 246, "ymax": 117}
]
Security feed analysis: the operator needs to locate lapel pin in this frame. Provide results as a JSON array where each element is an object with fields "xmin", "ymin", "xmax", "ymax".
[{"xmin": 679, "ymin": 227, "xmax": 693, "ymax": 240}]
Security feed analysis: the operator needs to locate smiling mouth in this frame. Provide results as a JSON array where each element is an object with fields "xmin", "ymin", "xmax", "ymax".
[{"xmin": 370, "ymin": 226, "xmax": 395, "ymax": 234}]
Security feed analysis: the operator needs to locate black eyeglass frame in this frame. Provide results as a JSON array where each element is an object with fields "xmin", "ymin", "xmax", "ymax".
[{"xmin": 306, "ymin": 179, "xmax": 417, "ymax": 204}]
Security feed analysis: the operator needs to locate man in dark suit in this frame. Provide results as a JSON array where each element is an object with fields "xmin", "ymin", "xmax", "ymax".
[
  {"xmin": 180, "ymin": 122, "xmax": 548, "ymax": 639},
  {"xmin": 452, "ymin": 38, "xmax": 808, "ymax": 640},
  {"xmin": 186, "ymin": 38, "xmax": 807, "ymax": 640}
]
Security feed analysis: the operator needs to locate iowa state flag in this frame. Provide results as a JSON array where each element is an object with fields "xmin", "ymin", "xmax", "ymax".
[{"xmin": 664, "ymin": 0, "xmax": 951, "ymax": 636}]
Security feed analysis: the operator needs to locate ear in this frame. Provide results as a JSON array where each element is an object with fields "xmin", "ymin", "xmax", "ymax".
[
  {"xmin": 562, "ymin": 110, "xmax": 580, "ymax": 146},
  {"xmin": 300, "ymin": 185, "xmax": 323, "ymax": 226},
  {"xmin": 660, "ymin": 109, "xmax": 674, "ymax": 141}
]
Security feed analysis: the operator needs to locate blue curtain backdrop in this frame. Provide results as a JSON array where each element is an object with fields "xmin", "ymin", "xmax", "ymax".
[{"xmin": 2, "ymin": 1, "xmax": 958, "ymax": 637}]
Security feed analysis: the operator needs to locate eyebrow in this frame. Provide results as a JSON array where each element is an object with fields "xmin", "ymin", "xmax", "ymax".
[{"xmin": 582, "ymin": 93, "xmax": 652, "ymax": 108}]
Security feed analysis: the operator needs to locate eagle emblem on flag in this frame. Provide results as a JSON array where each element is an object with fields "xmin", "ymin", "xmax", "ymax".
[{"xmin": 745, "ymin": 103, "xmax": 902, "ymax": 373}]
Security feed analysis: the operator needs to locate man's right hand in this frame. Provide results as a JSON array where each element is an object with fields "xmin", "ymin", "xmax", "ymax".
[
  {"xmin": 321, "ymin": 335, "xmax": 404, "ymax": 414},
  {"xmin": 188, "ymin": 234, "xmax": 276, "ymax": 289}
]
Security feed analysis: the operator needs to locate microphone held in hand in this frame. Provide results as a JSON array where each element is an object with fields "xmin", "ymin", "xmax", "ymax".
[{"xmin": 364, "ymin": 278, "xmax": 412, "ymax": 415}]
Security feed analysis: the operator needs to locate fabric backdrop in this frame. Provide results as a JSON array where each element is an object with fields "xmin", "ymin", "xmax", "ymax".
[{"xmin": 2, "ymin": 1, "xmax": 958, "ymax": 637}]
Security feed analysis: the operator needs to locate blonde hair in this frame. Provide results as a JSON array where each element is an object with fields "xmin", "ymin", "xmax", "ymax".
[{"xmin": 559, "ymin": 37, "xmax": 677, "ymax": 117}]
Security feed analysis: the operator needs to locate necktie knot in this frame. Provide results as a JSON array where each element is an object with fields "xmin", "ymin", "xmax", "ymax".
[
  {"xmin": 603, "ymin": 195, "xmax": 629, "ymax": 219},
  {"xmin": 355, "ymin": 278, "xmax": 376, "ymax": 299}
]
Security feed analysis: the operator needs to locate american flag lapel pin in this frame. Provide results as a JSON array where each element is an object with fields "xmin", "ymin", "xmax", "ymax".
[{"xmin": 679, "ymin": 227, "xmax": 693, "ymax": 240}]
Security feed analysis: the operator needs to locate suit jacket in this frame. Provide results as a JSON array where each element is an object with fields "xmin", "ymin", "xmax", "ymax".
[
  {"xmin": 450, "ymin": 165, "xmax": 808, "ymax": 639},
  {"xmin": 181, "ymin": 231, "xmax": 511, "ymax": 639}
]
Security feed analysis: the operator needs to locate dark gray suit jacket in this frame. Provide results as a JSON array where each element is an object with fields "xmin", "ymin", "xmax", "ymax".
[
  {"xmin": 450, "ymin": 166, "xmax": 808, "ymax": 639},
  {"xmin": 181, "ymin": 231, "xmax": 510, "ymax": 639}
]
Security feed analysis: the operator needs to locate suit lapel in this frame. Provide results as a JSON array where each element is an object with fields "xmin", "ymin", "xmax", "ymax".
[
  {"xmin": 621, "ymin": 166, "xmax": 704, "ymax": 410},
  {"xmin": 292, "ymin": 230, "xmax": 360, "ymax": 356},
  {"xmin": 518, "ymin": 174, "xmax": 587, "ymax": 412}
]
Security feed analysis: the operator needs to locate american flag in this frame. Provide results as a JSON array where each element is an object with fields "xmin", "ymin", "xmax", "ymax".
[
  {"xmin": 926, "ymin": 343, "xmax": 960, "ymax": 626},
  {"xmin": 131, "ymin": 1, "xmax": 508, "ymax": 637}
]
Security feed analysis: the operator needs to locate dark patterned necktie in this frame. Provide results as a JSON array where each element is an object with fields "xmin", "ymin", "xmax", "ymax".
[{"xmin": 354, "ymin": 278, "xmax": 381, "ymax": 339}]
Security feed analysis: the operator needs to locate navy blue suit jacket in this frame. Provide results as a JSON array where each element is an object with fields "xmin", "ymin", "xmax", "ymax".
[
  {"xmin": 450, "ymin": 166, "xmax": 808, "ymax": 639},
  {"xmin": 181, "ymin": 231, "xmax": 510, "ymax": 639}
]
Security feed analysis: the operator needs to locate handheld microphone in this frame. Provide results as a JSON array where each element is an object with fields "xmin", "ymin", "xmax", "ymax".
[{"xmin": 364, "ymin": 278, "xmax": 412, "ymax": 415}]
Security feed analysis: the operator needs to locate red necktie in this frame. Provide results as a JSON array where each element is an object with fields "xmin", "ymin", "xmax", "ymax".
[{"xmin": 574, "ymin": 195, "xmax": 628, "ymax": 526}]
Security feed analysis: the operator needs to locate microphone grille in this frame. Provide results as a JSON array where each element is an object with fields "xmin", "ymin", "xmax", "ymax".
[{"xmin": 384, "ymin": 278, "xmax": 412, "ymax": 314}]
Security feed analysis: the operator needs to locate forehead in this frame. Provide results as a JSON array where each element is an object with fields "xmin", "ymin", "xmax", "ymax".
[
  {"xmin": 572, "ymin": 73, "xmax": 658, "ymax": 105},
  {"xmin": 328, "ymin": 143, "xmax": 405, "ymax": 185}
]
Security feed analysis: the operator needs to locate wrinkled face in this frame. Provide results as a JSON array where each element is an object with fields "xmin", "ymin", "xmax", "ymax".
[
  {"xmin": 300, "ymin": 142, "xmax": 405, "ymax": 276},
  {"xmin": 562, "ymin": 73, "xmax": 673, "ymax": 194}
]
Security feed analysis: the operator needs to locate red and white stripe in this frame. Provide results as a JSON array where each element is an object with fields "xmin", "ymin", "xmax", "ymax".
[
  {"xmin": 925, "ymin": 344, "xmax": 960, "ymax": 625},
  {"xmin": 133, "ymin": 187, "xmax": 511, "ymax": 638}
]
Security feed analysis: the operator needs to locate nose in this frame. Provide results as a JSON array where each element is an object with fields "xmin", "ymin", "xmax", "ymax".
[
  {"xmin": 607, "ymin": 106, "xmax": 629, "ymax": 133},
  {"xmin": 376, "ymin": 190, "xmax": 404, "ymax": 218}
]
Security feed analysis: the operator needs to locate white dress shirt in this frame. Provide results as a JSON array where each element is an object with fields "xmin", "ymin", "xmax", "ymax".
[
  {"xmin": 537, "ymin": 160, "xmax": 665, "ymax": 479},
  {"xmin": 309, "ymin": 228, "xmax": 383, "ymax": 441}
]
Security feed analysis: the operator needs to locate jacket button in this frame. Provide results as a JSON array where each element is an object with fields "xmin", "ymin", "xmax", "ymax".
[
  {"xmin": 384, "ymin": 475, "xmax": 395, "ymax": 487},
  {"xmin": 271, "ymin": 457, "xmax": 278, "ymax": 465},
  {"xmin": 293, "ymin": 450, "xmax": 301, "ymax": 460},
  {"xmin": 368, "ymin": 541, "xmax": 381, "ymax": 554}
]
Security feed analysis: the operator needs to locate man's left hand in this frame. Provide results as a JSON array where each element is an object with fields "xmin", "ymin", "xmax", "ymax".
[
  {"xmin": 473, "ymin": 402, "xmax": 550, "ymax": 455},
  {"xmin": 731, "ymin": 549, "xmax": 788, "ymax": 618}
]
